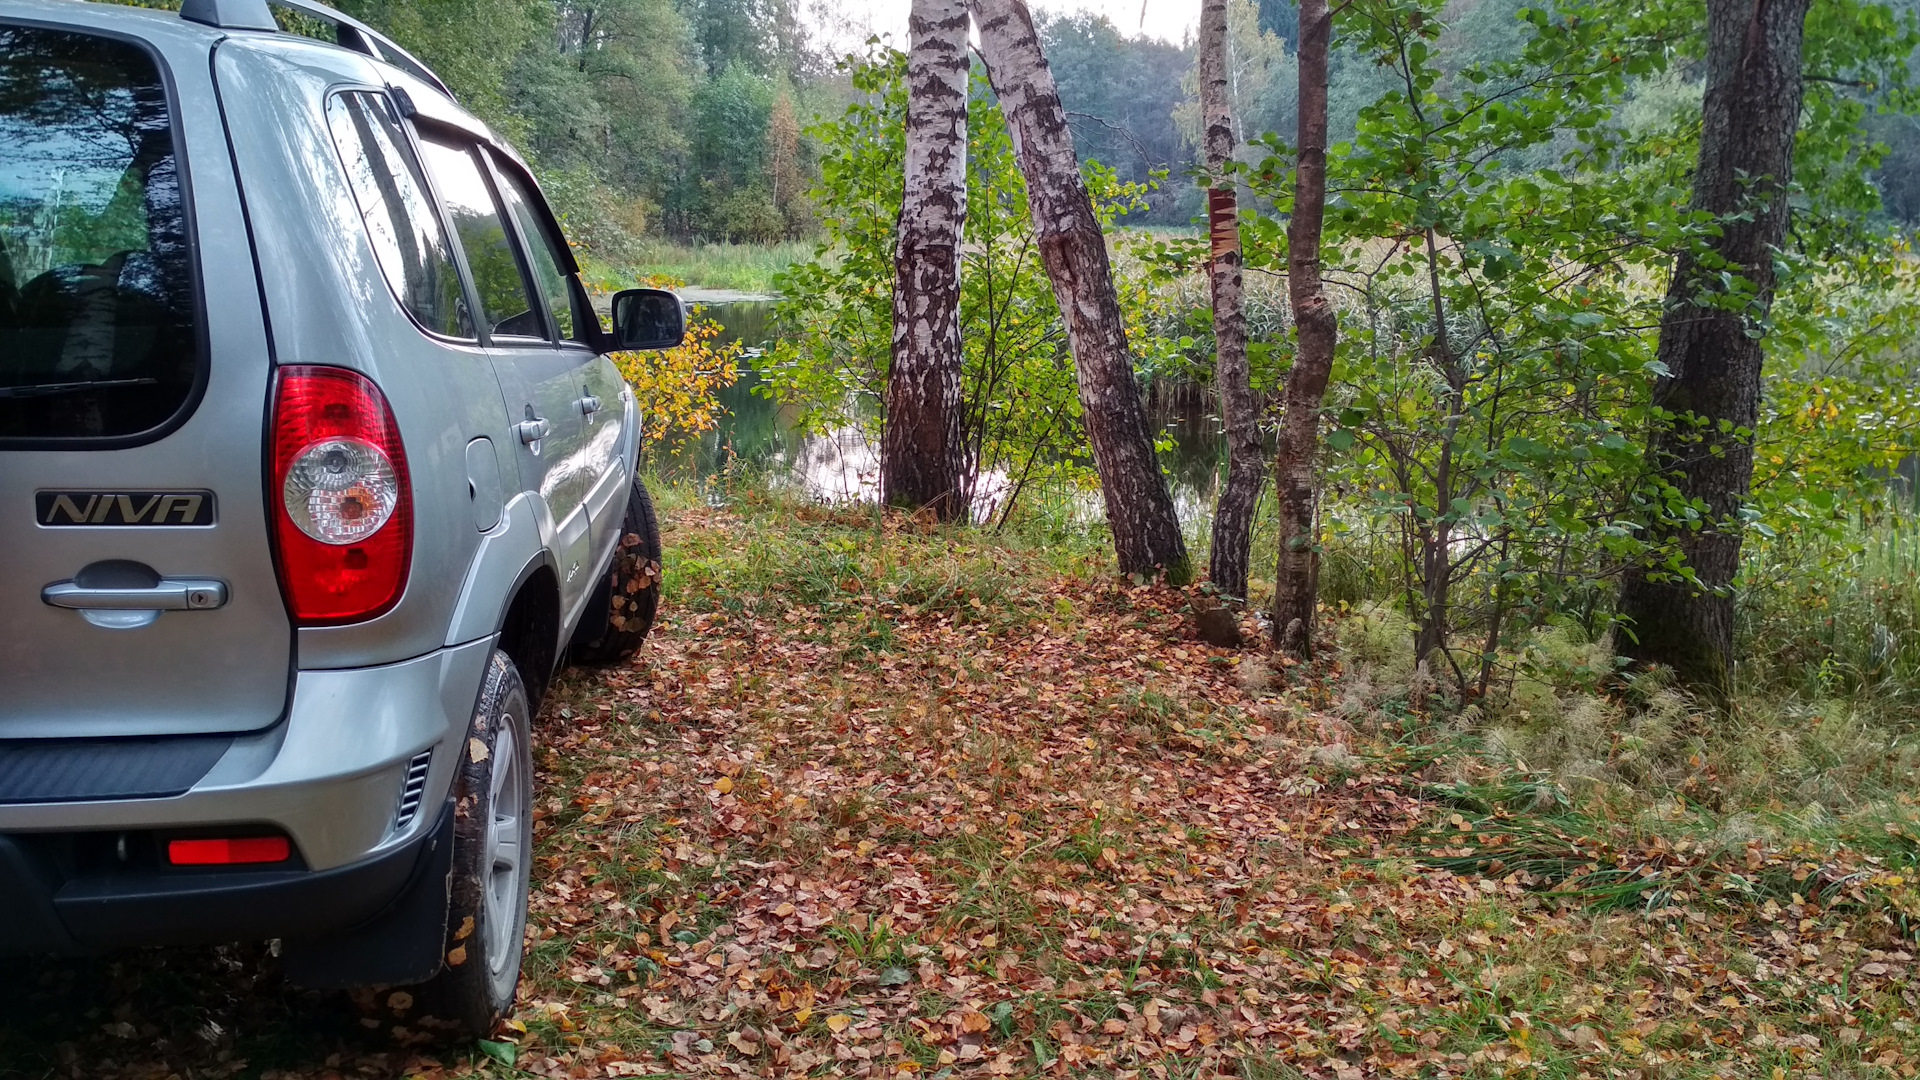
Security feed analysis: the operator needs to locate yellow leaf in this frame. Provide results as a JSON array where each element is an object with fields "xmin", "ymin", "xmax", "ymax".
[
  {"xmin": 773, "ymin": 902, "xmax": 796, "ymax": 917},
  {"xmin": 795, "ymin": 1006, "xmax": 813, "ymax": 1026},
  {"xmin": 447, "ymin": 944, "xmax": 468, "ymax": 966},
  {"xmin": 468, "ymin": 737, "xmax": 489, "ymax": 764},
  {"xmin": 826, "ymin": 1014, "xmax": 853, "ymax": 1033},
  {"xmin": 715, "ymin": 776, "xmax": 734, "ymax": 794}
]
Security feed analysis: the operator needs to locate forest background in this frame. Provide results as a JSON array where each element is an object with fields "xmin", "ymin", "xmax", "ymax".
[{"xmin": 326, "ymin": 0, "xmax": 1920, "ymax": 264}]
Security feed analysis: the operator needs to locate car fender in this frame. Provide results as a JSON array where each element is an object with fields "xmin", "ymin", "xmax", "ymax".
[{"xmin": 445, "ymin": 492, "xmax": 556, "ymax": 649}]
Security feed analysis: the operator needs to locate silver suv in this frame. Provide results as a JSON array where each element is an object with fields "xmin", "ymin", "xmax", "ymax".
[{"xmin": 0, "ymin": 0, "xmax": 678, "ymax": 1037}]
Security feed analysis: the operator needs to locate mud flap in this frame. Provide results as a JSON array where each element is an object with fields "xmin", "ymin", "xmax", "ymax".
[
  {"xmin": 0, "ymin": 836, "xmax": 82, "ymax": 955},
  {"xmin": 282, "ymin": 798, "xmax": 455, "ymax": 989}
]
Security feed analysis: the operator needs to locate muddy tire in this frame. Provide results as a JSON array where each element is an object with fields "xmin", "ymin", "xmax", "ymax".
[
  {"xmin": 407, "ymin": 649, "xmax": 532, "ymax": 1040},
  {"xmin": 569, "ymin": 476, "xmax": 662, "ymax": 665}
]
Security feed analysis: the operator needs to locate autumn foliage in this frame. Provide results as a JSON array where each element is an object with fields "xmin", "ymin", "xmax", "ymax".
[{"xmin": 604, "ymin": 277, "xmax": 743, "ymax": 450}]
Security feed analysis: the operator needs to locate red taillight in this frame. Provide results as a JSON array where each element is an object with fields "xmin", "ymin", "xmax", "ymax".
[
  {"xmin": 168, "ymin": 836, "xmax": 292, "ymax": 866},
  {"xmin": 270, "ymin": 366, "xmax": 411, "ymax": 624}
]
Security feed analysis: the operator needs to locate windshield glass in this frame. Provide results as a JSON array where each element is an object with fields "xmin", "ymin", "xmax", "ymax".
[{"xmin": 0, "ymin": 25, "xmax": 199, "ymax": 441}]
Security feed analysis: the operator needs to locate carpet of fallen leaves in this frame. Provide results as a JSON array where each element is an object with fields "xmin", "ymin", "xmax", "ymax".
[{"xmin": 6, "ymin": 499, "xmax": 1920, "ymax": 1080}]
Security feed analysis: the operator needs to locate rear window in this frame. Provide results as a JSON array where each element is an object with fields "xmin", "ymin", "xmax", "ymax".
[{"xmin": 0, "ymin": 25, "xmax": 200, "ymax": 442}]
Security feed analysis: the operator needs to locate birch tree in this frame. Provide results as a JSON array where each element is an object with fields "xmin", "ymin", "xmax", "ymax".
[
  {"xmin": 1199, "ymin": 0, "xmax": 1262, "ymax": 605},
  {"xmin": 882, "ymin": 0, "xmax": 971, "ymax": 520},
  {"xmin": 1270, "ymin": 0, "xmax": 1332, "ymax": 656},
  {"xmin": 1617, "ymin": 0, "xmax": 1814, "ymax": 698},
  {"xmin": 970, "ymin": 0, "xmax": 1191, "ymax": 582}
]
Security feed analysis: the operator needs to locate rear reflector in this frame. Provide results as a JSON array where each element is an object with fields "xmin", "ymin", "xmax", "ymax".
[{"xmin": 168, "ymin": 836, "xmax": 291, "ymax": 866}]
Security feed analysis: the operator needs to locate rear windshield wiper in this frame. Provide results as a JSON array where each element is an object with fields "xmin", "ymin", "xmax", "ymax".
[{"xmin": 0, "ymin": 378, "xmax": 158, "ymax": 400}]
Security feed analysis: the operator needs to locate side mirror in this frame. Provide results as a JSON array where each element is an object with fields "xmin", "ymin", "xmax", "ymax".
[{"xmin": 606, "ymin": 288, "xmax": 685, "ymax": 352}]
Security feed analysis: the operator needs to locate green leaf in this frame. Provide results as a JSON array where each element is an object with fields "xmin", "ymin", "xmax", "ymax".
[{"xmin": 477, "ymin": 1040, "xmax": 518, "ymax": 1066}]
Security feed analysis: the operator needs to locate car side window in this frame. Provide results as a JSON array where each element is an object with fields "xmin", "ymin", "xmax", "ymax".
[
  {"xmin": 416, "ymin": 138, "xmax": 544, "ymax": 341},
  {"xmin": 325, "ymin": 92, "xmax": 471, "ymax": 338},
  {"xmin": 491, "ymin": 159, "xmax": 590, "ymax": 344}
]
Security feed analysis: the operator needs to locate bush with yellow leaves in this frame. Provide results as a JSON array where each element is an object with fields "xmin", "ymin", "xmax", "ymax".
[{"xmin": 600, "ymin": 274, "xmax": 743, "ymax": 452}]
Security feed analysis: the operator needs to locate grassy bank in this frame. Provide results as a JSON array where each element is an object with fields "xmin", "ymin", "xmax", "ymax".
[
  {"xmin": 6, "ymin": 480, "xmax": 1917, "ymax": 1079},
  {"xmin": 586, "ymin": 240, "xmax": 812, "ymax": 295}
]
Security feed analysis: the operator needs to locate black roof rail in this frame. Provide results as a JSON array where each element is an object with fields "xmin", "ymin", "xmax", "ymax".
[{"xmin": 179, "ymin": 0, "xmax": 456, "ymax": 101}]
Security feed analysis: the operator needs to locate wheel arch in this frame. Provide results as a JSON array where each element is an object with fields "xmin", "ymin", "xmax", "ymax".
[
  {"xmin": 446, "ymin": 494, "xmax": 565, "ymax": 710},
  {"xmin": 495, "ymin": 562, "xmax": 559, "ymax": 710}
]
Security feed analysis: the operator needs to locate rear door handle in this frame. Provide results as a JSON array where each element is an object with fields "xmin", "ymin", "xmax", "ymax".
[
  {"xmin": 43, "ymin": 578, "xmax": 228, "ymax": 629},
  {"xmin": 578, "ymin": 394, "xmax": 602, "ymax": 416},
  {"xmin": 517, "ymin": 417, "xmax": 550, "ymax": 445}
]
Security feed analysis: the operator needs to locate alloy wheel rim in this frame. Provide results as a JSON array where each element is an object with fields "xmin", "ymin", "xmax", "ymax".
[{"xmin": 484, "ymin": 718, "xmax": 525, "ymax": 982}]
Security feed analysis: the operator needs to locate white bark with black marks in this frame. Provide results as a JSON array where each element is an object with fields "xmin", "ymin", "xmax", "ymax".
[
  {"xmin": 970, "ymin": 0, "xmax": 1190, "ymax": 581},
  {"xmin": 1199, "ymin": 0, "xmax": 1262, "ymax": 605},
  {"xmin": 883, "ymin": 0, "xmax": 972, "ymax": 521}
]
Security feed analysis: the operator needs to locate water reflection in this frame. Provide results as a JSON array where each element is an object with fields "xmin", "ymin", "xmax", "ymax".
[{"xmin": 658, "ymin": 300, "xmax": 1229, "ymax": 520}]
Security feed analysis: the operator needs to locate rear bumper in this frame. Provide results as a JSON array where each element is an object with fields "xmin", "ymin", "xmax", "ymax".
[
  {"xmin": 0, "ymin": 637, "xmax": 493, "ymax": 873},
  {"xmin": 0, "ymin": 799, "xmax": 452, "ymax": 954}
]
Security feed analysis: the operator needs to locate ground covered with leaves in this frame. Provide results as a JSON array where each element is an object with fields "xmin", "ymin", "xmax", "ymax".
[{"xmin": 6, "ymin": 490, "xmax": 1920, "ymax": 1079}]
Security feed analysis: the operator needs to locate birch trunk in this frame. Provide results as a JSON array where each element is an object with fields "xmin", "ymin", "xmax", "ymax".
[
  {"xmin": 1200, "ymin": 0, "xmax": 1262, "ymax": 606},
  {"xmin": 1271, "ymin": 0, "xmax": 1333, "ymax": 657},
  {"xmin": 1617, "ymin": 0, "xmax": 1812, "ymax": 699},
  {"xmin": 883, "ymin": 0, "xmax": 971, "ymax": 521},
  {"xmin": 970, "ymin": 0, "xmax": 1190, "ymax": 581}
]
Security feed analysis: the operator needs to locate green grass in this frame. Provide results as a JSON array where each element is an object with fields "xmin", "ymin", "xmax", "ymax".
[
  {"xmin": 1740, "ymin": 508, "xmax": 1920, "ymax": 703},
  {"xmin": 585, "ymin": 240, "xmax": 813, "ymax": 294}
]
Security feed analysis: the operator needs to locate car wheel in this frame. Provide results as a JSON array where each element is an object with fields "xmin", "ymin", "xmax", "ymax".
[
  {"xmin": 569, "ymin": 476, "xmax": 661, "ymax": 665},
  {"xmin": 410, "ymin": 649, "xmax": 533, "ymax": 1039}
]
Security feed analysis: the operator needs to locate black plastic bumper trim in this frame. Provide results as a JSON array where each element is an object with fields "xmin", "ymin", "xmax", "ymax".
[
  {"xmin": 0, "ymin": 734, "xmax": 233, "ymax": 803},
  {"xmin": 0, "ymin": 802, "xmax": 452, "ymax": 953}
]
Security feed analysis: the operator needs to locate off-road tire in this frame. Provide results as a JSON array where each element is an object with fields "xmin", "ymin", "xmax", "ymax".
[
  {"xmin": 407, "ymin": 649, "xmax": 533, "ymax": 1040},
  {"xmin": 569, "ymin": 476, "xmax": 662, "ymax": 664}
]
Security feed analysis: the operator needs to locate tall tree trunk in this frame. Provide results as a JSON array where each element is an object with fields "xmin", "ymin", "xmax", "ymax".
[
  {"xmin": 970, "ymin": 0, "xmax": 1191, "ymax": 582},
  {"xmin": 1413, "ymin": 227, "xmax": 1463, "ymax": 665},
  {"xmin": 1271, "ymin": 0, "xmax": 1333, "ymax": 657},
  {"xmin": 883, "ymin": 0, "xmax": 972, "ymax": 521},
  {"xmin": 1616, "ymin": 0, "xmax": 1812, "ymax": 699},
  {"xmin": 1200, "ymin": 0, "xmax": 1263, "ymax": 605}
]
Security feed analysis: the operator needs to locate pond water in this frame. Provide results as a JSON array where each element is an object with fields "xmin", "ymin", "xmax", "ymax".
[{"xmin": 660, "ymin": 299, "xmax": 1230, "ymax": 523}]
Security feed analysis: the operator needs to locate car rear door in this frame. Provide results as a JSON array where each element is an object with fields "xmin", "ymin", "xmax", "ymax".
[
  {"xmin": 411, "ymin": 134, "xmax": 596, "ymax": 622},
  {"xmin": 484, "ymin": 152, "xmax": 632, "ymax": 595},
  {"xmin": 0, "ymin": 21, "xmax": 290, "ymax": 739}
]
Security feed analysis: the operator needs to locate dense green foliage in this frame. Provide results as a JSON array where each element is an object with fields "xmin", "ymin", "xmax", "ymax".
[
  {"xmin": 760, "ymin": 51, "xmax": 1159, "ymax": 526},
  {"xmin": 321, "ymin": 0, "xmax": 820, "ymax": 255},
  {"xmin": 750, "ymin": 0, "xmax": 1920, "ymax": 745}
]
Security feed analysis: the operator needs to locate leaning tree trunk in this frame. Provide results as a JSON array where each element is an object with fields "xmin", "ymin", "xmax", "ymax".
[
  {"xmin": 970, "ymin": 0, "xmax": 1191, "ymax": 582},
  {"xmin": 882, "ymin": 0, "xmax": 972, "ymax": 521},
  {"xmin": 1616, "ymin": 0, "xmax": 1812, "ymax": 700},
  {"xmin": 1271, "ymin": 0, "xmax": 1334, "ymax": 657},
  {"xmin": 1200, "ymin": 0, "xmax": 1263, "ymax": 605}
]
